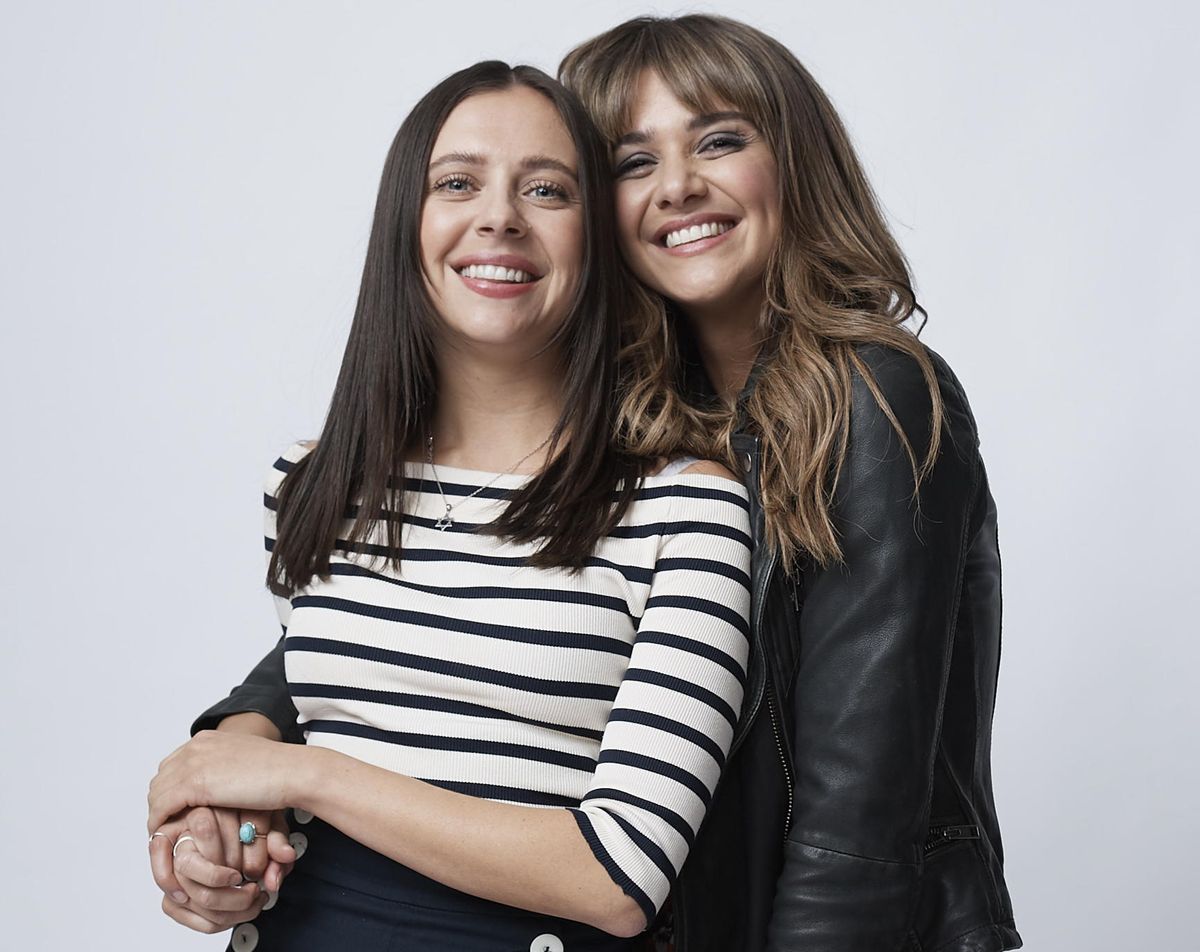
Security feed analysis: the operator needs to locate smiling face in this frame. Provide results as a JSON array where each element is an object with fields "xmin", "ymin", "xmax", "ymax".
[
  {"xmin": 612, "ymin": 70, "xmax": 781, "ymax": 327},
  {"xmin": 420, "ymin": 86, "xmax": 584, "ymax": 357}
]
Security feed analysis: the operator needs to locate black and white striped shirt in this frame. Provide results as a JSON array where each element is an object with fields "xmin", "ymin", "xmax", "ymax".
[{"xmin": 266, "ymin": 442, "xmax": 751, "ymax": 922}]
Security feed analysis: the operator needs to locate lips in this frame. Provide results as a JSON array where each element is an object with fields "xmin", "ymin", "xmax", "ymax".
[{"xmin": 450, "ymin": 253, "xmax": 544, "ymax": 299}]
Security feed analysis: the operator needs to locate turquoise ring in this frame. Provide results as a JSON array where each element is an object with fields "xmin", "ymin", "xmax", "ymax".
[{"xmin": 238, "ymin": 821, "xmax": 264, "ymax": 845}]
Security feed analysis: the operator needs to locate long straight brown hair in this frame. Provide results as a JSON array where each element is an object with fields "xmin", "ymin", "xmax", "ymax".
[
  {"xmin": 268, "ymin": 61, "xmax": 645, "ymax": 596},
  {"xmin": 561, "ymin": 16, "xmax": 944, "ymax": 568}
]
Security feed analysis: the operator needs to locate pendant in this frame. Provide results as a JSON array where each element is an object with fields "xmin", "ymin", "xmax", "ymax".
[{"xmin": 435, "ymin": 506, "xmax": 453, "ymax": 531}]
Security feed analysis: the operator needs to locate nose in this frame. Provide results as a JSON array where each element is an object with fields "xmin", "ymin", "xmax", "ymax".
[
  {"xmin": 654, "ymin": 154, "xmax": 708, "ymax": 209},
  {"xmin": 475, "ymin": 189, "xmax": 527, "ymax": 238}
]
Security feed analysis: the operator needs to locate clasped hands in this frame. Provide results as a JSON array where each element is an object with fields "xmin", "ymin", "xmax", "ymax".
[{"xmin": 148, "ymin": 729, "xmax": 302, "ymax": 933}]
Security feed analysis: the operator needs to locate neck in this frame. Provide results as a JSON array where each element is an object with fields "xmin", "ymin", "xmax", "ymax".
[
  {"xmin": 427, "ymin": 345, "xmax": 563, "ymax": 472},
  {"xmin": 682, "ymin": 293, "xmax": 769, "ymax": 401}
]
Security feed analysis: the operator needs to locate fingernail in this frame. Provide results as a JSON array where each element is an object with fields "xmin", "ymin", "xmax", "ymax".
[{"xmin": 172, "ymin": 891, "xmax": 188, "ymax": 903}]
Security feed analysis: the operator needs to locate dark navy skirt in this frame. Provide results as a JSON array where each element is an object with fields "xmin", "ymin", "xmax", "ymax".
[{"xmin": 225, "ymin": 816, "xmax": 640, "ymax": 952}]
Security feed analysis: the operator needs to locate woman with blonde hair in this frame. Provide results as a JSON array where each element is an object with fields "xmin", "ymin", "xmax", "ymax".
[
  {"xmin": 555, "ymin": 16, "xmax": 1021, "ymax": 951},
  {"xmin": 152, "ymin": 15, "xmax": 1020, "ymax": 952}
]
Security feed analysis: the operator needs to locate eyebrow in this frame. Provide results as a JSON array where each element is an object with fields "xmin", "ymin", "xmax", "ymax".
[
  {"xmin": 427, "ymin": 151, "xmax": 578, "ymax": 180},
  {"xmin": 614, "ymin": 111, "xmax": 754, "ymax": 149},
  {"xmin": 522, "ymin": 154, "xmax": 578, "ymax": 181}
]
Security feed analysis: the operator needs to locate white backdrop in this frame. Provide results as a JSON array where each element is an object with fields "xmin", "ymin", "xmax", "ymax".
[{"xmin": 2, "ymin": 2, "xmax": 1196, "ymax": 949}]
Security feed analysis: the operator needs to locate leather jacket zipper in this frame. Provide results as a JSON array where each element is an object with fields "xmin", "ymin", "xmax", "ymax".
[
  {"xmin": 766, "ymin": 679, "xmax": 794, "ymax": 840},
  {"xmin": 924, "ymin": 824, "xmax": 980, "ymax": 855},
  {"xmin": 788, "ymin": 571, "xmax": 802, "ymax": 613},
  {"xmin": 672, "ymin": 690, "xmax": 792, "ymax": 952}
]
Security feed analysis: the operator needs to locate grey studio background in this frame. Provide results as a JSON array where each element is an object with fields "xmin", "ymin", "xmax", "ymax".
[{"xmin": 2, "ymin": 1, "xmax": 1196, "ymax": 949}]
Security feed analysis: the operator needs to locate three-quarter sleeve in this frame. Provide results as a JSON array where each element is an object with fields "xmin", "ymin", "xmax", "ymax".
[{"xmin": 570, "ymin": 479, "xmax": 752, "ymax": 926}]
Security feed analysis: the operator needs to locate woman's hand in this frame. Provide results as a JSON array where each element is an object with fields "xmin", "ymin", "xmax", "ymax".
[
  {"xmin": 148, "ymin": 731, "xmax": 302, "ymax": 832},
  {"xmin": 150, "ymin": 807, "xmax": 266, "ymax": 933},
  {"xmin": 149, "ymin": 806, "xmax": 296, "ymax": 932}
]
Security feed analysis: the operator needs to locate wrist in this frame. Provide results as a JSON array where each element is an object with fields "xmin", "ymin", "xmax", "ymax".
[{"xmin": 286, "ymin": 744, "xmax": 335, "ymax": 814}]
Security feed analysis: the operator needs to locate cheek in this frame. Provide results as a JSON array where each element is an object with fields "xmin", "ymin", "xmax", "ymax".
[
  {"xmin": 726, "ymin": 163, "xmax": 776, "ymax": 215},
  {"xmin": 418, "ymin": 205, "xmax": 461, "ymax": 280},
  {"xmin": 740, "ymin": 161, "xmax": 782, "ymax": 237},
  {"xmin": 417, "ymin": 210, "xmax": 439, "ymax": 281},
  {"xmin": 552, "ymin": 214, "xmax": 586, "ymax": 293},
  {"xmin": 759, "ymin": 176, "xmax": 782, "ymax": 243}
]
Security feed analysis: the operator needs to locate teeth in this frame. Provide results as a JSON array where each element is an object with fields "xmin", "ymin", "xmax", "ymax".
[
  {"xmin": 664, "ymin": 221, "xmax": 733, "ymax": 248},
  {"xmin": 459, "ymin": 264, "xmax": 533, "ymax": 283}
]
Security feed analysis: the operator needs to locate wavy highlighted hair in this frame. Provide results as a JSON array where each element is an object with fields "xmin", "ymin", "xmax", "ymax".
[{"xmin": 561, "ymin": 15, "xmax": 943, "ymax": 567}]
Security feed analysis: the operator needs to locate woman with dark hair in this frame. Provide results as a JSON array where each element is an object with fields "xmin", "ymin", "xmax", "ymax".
[{"xmin": 146, "ymin": 59, "xmax": 751, "ymax": 951}]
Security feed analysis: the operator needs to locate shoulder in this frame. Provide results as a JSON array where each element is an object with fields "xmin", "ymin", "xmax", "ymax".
[
  {"xmin": 678, "ymin": 459, "xmax": 741, "ymax": 482},
  {"xmin": 852, "ymin": 342, "xmax": 933, "ymax": 409},
  {"xmin": 645, "ymin": 457, "xmax": 746, "ymax": 491},
  {"xmin": 634, "ymin": 458, "xmax": 749, "ymax": 523},
  {"xmin": 655, "ymin": 459, "xmax": 748, "ymax": 502},
  {"xmin": 850, "ymin": 342, "xmax": 978, "ymax": 445},
  {"xmin": 650, "ymin": 460, "xmax": 750, "ymax": 541}
]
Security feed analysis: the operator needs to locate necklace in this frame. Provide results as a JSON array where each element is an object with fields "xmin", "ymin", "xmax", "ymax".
[{"xmin": 425, "ymin": 433, "xmax": 551, "ymax": 531}]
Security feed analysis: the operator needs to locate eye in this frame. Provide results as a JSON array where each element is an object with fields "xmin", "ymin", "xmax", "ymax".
[
  {"xmin": 699, "ymin": 132, "xmax": 747, "ymax": 154},
  {"xmin": 525, "ymin": 180, "xmax": 569, "ymax": 201},
  {"xmin": 431, "ymin": 174, "xmax": 475, "ymax": 194},
  {"xmin": 614, "ymin": 153, "xmax": 655, "ymax": 178}
]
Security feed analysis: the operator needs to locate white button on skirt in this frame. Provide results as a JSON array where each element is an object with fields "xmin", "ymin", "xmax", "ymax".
[
  {"xmin": 530, "ymin": 934, "xmax": 565, "ymax": 952},
  {"xmin": 230, "ymin": 922, "xmax": 259, "ymax": 952},
  {"xmin": 288, "ymin": 831, "xmax": 308, "ymax": 858}
]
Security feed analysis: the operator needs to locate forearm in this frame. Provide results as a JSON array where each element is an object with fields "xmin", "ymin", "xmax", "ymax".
[
  {"xmin": 764, "ymin": 840, "xmax": 918, "ymax": 951},
  {"xmin": 291, "ymin": 746, "xmax": 642, "ymax": 937}
]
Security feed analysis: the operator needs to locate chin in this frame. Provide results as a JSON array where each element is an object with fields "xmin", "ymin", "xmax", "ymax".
[
  {"xmin": 662, "ymin": 282, "xmax": 740, "ymax": 313},
  {"xmin": 452, "ymin": 319, "xmax": 559, "ymax": 353},
  {"xmin": 637, "ymin": 265, "xmax": 731, "ymax": 309},
  {"xmin": 454, "ymin": 325, "xmax": 532, "ymax": 347}
]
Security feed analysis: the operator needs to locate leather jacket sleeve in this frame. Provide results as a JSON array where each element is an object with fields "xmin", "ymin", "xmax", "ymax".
[
  {"xmin": 189, "ymin": 635, "xmax": 303, "ymax": 743},
  {"xmin": 764, "ymin": 345, "xmax": 989, "ymax": 950}
]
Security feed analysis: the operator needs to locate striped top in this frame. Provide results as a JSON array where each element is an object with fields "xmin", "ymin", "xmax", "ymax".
[{"xmin": 266, "ymin": 442, "xmax": 751, "ymax": 923}]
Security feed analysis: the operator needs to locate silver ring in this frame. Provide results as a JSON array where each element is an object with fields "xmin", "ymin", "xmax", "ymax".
[
  {"xmin": 148, "ymin": 830, "xmax": 174, "ymax": 846},
  {"xmin": 172, "ymin": 834, "xmax": 198, "ymax": 858}
]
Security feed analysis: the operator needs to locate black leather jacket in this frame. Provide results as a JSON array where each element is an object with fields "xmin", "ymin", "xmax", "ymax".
[
  {"xmin": 194, "ymin": 343, "xmax": 1019, "ymax": 952},
  {"xmin": 663, "ymin": 343, "xmax": 1020, "ymax": 951}
]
